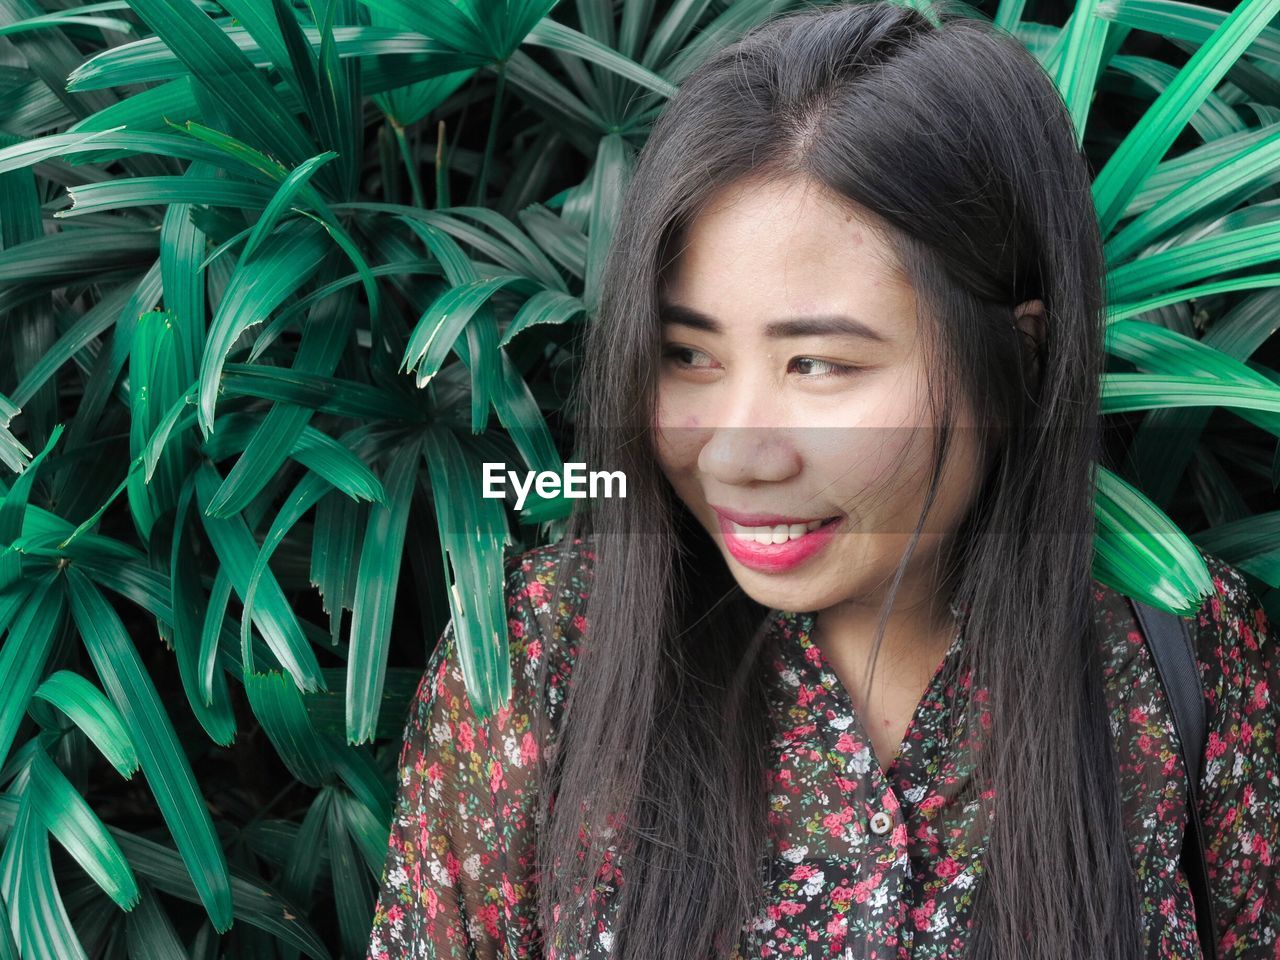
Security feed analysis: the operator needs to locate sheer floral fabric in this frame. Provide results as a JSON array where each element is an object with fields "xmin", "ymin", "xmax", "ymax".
[{"xmin": 366, "ymin": 535, "xmax": 1277, "ymax": 959}]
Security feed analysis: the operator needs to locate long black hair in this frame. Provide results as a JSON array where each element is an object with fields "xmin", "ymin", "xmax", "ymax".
[{"xmin": 532, "ymin": 2, "xmax": 1139, "ymax": 957}]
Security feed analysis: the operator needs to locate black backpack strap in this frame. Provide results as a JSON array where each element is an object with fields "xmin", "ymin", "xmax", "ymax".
[{"xmin": 1129, "ymin": 596, "xmax": 1220, "ymax": 960}]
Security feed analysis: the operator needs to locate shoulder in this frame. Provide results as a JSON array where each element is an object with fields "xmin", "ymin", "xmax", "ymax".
[
  {"xmin": 1117, "ymin": 546, "xmax": 1274, "ymax": 799},
  {"xmin": 501, "ymin": 532, "xmax": 598, "ymax": 670},
  {"xmin": 1179, "ymin": 553, "xmax": 1280, "ymax": 955},
  {"xmin": 1182, "ymin": 548, "xmax": 1273, "ymax": 744},
  {"xmin": 1091, "ymin": 548, "xmax": 1272, "ymax": 748},
  {"xmin": 1185, "ymin": 547, "xmax": 1270, "ymax": 661},
  {"xmin": 1091, "ymin": 546, "xmax": 1269, "ymax": 670},
  {"xmin": 408, "ymin": 533, "xmax": 598, "ymax": 743},
  {"xmin": 503, "ymin": 533, "xmax": 598, "ymax": 720},
  {"xmin": 502, "ymin": 532, "xmax": 597, "ymax": 642}
]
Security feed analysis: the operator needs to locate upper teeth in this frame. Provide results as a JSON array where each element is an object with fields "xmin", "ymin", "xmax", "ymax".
[{"xmin": 730, "ymin": 518, "xmax": 829, "ymax": 544}]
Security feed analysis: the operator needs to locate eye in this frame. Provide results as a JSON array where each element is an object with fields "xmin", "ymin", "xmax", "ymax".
[
  {"xmin": 660, "ymin": 345, "xmax": 864, "ymax": 381},
  {"xmin": 788, "ymin": 357, "xmax": 862, "ymax": 379},
  {"xmin": 660, "ymin": 345, "xmax": 716, "ymax": 370}
]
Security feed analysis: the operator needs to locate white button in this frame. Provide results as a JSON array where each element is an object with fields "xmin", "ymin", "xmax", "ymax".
[{"xmin": 869, "ymin": 811, "xmax": 894, "ymax": 835}]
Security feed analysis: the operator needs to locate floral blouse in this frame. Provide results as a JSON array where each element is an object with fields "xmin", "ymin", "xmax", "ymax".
[{"xmin": 365, "ymin": 535, "xmax": 1278, "ymax": 959}]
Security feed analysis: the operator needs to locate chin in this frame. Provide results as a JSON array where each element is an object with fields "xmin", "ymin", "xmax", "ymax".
[{"xmin": 720, "ymin": 563, "xmax": 824, "ymax": 609}]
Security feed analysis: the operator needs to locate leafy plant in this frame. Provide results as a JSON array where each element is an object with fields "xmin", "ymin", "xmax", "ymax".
[{"xmin": 0, "ymin": 0, "xmax": 1276, "ymax": 956}]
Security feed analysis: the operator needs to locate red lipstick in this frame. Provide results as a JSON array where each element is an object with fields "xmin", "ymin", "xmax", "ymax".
[{"xmin": 712, "ymin": 509, "xmax": 843, "ymax": 573}]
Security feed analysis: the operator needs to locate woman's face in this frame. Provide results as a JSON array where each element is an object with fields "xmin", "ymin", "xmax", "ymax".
[{"xmin": 653, "ymin": 174, "xmax": 989, "ymax": 620}]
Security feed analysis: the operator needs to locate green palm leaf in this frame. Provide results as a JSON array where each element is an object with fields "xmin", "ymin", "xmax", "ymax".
[
  {"xmin": 29, "ymin": 671, "xmax": 139, "ymax": 778},
  {"xmin": 29, "ymin": 751, "xmax": 140, "ymax": 911},
  {"xmin": 65, "ymin": 566, "xmax": 234, "ymax": 932},
  {"xmin": 1091, "ymin": 0, "xmax": 1280, "ymax": 232}
]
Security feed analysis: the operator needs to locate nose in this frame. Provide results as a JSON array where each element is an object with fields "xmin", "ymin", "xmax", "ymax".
[
  {"xmin": 695, "ymin": 378, "xmax": 802, "ymax": 484},
  {"xmin": 697, "ymin": 427, "xmax": 801, "ymax": 484}
]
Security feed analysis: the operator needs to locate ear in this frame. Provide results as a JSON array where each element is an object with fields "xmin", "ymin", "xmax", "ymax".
[{"xmin": 1013, "ymin": 298, "xmax": 1045, "ymax": 391}]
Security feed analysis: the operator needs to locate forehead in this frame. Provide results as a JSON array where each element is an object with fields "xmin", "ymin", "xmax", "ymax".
[{"xmin": 659, "ymin": 175, "xmax": 913, "ymax": 331}]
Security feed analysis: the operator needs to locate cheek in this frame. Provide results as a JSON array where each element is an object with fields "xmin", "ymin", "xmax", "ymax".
[
  {"xmin": 830, "ymin": 424, "xmax": 923, "ymax": 486},
  {"xmin": 656, "ymin": 379, "xmax": 700, "ymax": 420},
  {"xmin": 939, "ymin": 435, "xmax": 988, "ymax": 509},
  {"xmin": 652, "ymin": 410, "xmax": 705, "ymax": 472},
  {"xmin": 656, "ymin": 388, "xmax": 704, "ymax": 444},
  {"xmin": 806, "ymin": 427, "xmax": 941, "ymax": 525}
]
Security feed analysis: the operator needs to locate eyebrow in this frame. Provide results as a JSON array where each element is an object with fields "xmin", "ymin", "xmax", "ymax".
[{"xmin": 657, "ymin": 301, "xmax": 889, "ymax": 344}]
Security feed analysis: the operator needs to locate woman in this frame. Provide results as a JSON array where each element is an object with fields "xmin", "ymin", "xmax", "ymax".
[{"xmin": 366, "ymin": 2, "xmax": 1278, "ymax": 958}]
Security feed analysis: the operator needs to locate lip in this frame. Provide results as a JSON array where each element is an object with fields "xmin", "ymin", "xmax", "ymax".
[
  {"xmin": 709, "ymin": 504, "xmax": 837, "ymax": 526},
  {"xmin": 713, "ymin": 510, "xmax": 843, "ymax": 573}
]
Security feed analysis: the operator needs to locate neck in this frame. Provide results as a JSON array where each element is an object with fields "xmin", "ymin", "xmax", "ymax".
[{"xmin": 811, "ymin": 588, "xmax": 960, "ymax": 679}]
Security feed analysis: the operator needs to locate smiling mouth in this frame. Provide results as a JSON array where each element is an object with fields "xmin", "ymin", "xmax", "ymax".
[{"xmin": 724, "ymin": 514, "xmax": 842, "ymax": 543}]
